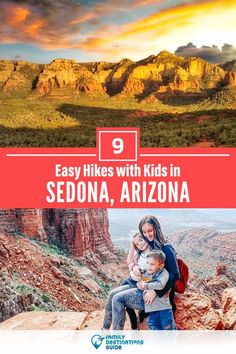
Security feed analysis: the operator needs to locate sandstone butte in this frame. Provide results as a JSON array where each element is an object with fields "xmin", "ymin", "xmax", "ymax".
[
  {"xmin": 0, "ymin": 52, "xmax": 236, "ymax": 98},
  {"xmin": 0, "ymin": 208, "xmax": 235, "ymax": 330}
]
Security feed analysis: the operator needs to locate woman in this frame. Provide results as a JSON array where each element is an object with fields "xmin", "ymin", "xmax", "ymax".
[{"xmin": 108, "ymin": 215, "xmax": 180, "ymax": 330}]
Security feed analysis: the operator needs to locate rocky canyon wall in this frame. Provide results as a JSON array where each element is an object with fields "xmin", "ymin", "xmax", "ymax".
[{"xmin": 0, "ymin": 209, "xmax": 115, "ymax": 260}]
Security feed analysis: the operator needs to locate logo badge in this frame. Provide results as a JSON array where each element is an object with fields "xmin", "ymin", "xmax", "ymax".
[{"xmin": 91, "ymin": 334, "xmax": 105, "ymax": 349}]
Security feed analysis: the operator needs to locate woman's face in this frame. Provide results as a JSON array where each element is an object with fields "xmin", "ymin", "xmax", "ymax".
[
  {"xmin": 133, "ymin": 235, "xmax": 149, "ymax": 251},
  {"xmin": 142, "ymin": 223, "xmax": 155, "ymax": 241}
]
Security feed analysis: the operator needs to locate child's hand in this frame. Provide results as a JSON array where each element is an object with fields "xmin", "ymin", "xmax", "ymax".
[
  {"xmin": 132, "ymin": 265, "xmax": 141, "ymax": 277},
  {"xmin": 137, "ymin": 280, "xmax": 146, "ymax": 290}
]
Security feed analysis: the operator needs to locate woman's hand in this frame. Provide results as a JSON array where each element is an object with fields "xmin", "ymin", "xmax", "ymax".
[
  {"xmin": 164, "ymin": 290, "xmax": 170, "ymax": 298},
  {"xmin": 143, "ymin": 290, "xmax": 157, "ymax": 305},
  {"xmin": 132, "ymin": 265, "xmax": 141, "ymax": 277}
]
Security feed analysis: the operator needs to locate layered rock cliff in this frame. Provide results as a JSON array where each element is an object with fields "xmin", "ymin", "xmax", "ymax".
[
  {"xmin": 0, "ymin": 60, "xmax": 43, "ymax": 91},
  {"xmin": 0, "ymin": 51, "xmax": 235, "ymax": 98},
  {"xmin": 0, "ymin": 208, "xmax": 115, "ymax": 262}
]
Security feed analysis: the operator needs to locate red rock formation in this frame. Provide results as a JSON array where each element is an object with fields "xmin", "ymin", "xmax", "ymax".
[
  {"xmin": 42, "ymin": 208, "xmax": 115, "ymax": 260},
  {"xmin": 0, "ymin": 208, "xmax": 115, "ymax": 262},
  {"xmin": 224, "ymin": 71, "xmax": 236, "ymax": 86},
  {"xmin": 36, "ymin": 59, "xmax": 106, "ymax": 95},
  {"xmin": 1, "ymin": 52, "xmax": 235, "ymax": 99},
  {"xmin": 175, "ymin": 291, "xmax": 223, "ymax": 330},
  {"xmin": 221, "ymin": 288, "xmax": 236, "ymax": 329},
  {"xmin": 0, "ymin": 209, "xmax": 47, "ymax": 242},
  {"xmin": 0, "ymin": 60, "xmax": 43, "ymax": 91},
  {"xmin": 174, "ymin": 264, "xmax": 235, "ymax": 330},
  {"xmin": 216, "ymin": 264, "xmax": 227, "ymax": 276}
]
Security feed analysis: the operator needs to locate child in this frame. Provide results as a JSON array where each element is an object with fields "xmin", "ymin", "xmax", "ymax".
[
  {"xmin": 137, "ymin": 250, "xmax": 176, "ymax": 330},
  {"xmin": 102, "ymin": 232, "xmax": 150, "ymax": 330},
  {"xmin": 123, "ymin": 231, "xmax": 150, "ymax": 285}
]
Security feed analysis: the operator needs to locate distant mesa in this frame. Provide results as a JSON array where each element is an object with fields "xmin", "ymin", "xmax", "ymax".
[{"xmin": 0, "ymin": 51, "xmax": 236, "ymax": 101}]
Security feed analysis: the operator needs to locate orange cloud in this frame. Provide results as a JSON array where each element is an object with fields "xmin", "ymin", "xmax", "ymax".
[
  {"xmin": 25, "ymin": 20, "xmax": 45, "ymax": 37},
  {"xmin": 70, "ymin": 13, "xmax": 97, "ymax": 25},
  {"xmin": 106, "ymin": 0, "xmax": 235, "ymax": 39},
  {"xmin": 6, "ymin": 6, "xmax": 30, "ymax": 26},
  {"xmin": 78, "ymin": 0, "xmax": 236, "ymax": 58}
]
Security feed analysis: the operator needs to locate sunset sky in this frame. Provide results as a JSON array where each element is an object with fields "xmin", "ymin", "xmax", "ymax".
[{"xmin": 0, "ymin": 0, "xmax": 236, "ymax": 63}]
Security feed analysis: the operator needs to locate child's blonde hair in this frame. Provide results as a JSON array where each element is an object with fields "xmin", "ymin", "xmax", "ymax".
[
  {"xmin": 132, "ymin": 231, "xmax": 146, "ymax": 252},
  {"xmin": 127, "ymin": 232, "xmax": 148, "ymax": 270},
  {"xmin": 147, "ymin": 250, "xmax": 166, "ymax": 264}
]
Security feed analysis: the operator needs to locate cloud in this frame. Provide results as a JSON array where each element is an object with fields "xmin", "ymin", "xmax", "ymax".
[
  {"xmin": 175, "ymin": 42, "xmax": 236, "ymax": 63},
  {"xmin": 0, "ymin": 0, "xmax": 235, "ymax": 62},
  {"xmin": 0, "ymin": 0, "xmax": 165, "ymax": 50},
  {"xmin": 76, "ymin": 0, "xmax": 236, "ymax": 60}
]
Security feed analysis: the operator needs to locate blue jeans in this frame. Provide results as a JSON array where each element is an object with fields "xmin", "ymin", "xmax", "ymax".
[
  {"xmin": 148, "ymin": 309, "xmax": 176, "ymax": 330},
  {"xmin": 103, "ymin": 286, "xmax": 144, "ymax": 330},
  {"xmin": 121, "ymin": 277, "xmax": 137, "ymax": 287}
]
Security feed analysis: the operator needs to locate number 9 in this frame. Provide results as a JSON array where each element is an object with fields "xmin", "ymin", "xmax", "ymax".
[{"xmin": 112, "ymin": 138, "xmax": 124, "ymax": 154}]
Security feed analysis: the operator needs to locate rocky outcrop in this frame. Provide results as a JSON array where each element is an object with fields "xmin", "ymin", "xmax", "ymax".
[
  {"xmin": 173, "ymin": 263, "xmax": 235, "ymax": 330},
  {"xmin": 224, "ymin": 71, "xmax": 236, "ymax": 86},
  {"xmin": 0, "ymin": 61, "xmax": 15, "ymax": 87},
  {"xmin": 0, "ymin": 209, "xmax": 47, "ymax": 242},
  {"xmin": 36, "ymin": 59, "xmax": 106, "ymax": 95},
  {"xmin": 0, "ymin": 60, "xmax": 43, "ymax": 91},
  {"xmin": 0, "ymin": 270, "xmax": 66, "ymax": 323},
  {"xmin": 175, "ymin": 291, "xmax": 223, "ymax": 330},
  {"xmin": 221, "ymin": 288, "xmax": 236, "ymax": 329},
  {"xmin": 175, "ymin": 285, "xmax": 236, "ymax": 330},
  {"xmin": 121, "ymin": 52, "xmax": 228, "ymax": 98},
  {"xmin": 0, "ymin": 275, "xmax": 33, "ymax": 323}
]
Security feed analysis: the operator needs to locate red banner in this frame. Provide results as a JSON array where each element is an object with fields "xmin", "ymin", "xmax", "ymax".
[{"xmin": 0, "ymin": 128, "xmax": 235, "ymax": 208}]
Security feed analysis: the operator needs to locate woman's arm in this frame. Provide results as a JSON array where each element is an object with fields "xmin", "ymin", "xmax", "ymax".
[{"xmin": 155, "ymin": 244, "xmax": 180, "ymax": 298}]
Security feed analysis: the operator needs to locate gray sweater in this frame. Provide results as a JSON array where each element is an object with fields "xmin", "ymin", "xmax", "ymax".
[{"xmin": 142, "ymin": 268, "xmax": 171, "ymax": 312}]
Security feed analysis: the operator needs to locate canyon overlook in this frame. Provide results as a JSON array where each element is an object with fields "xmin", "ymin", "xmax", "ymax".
[{"xmin": 0, "ymin": 209, "xmax": 235, "ymax": 330}]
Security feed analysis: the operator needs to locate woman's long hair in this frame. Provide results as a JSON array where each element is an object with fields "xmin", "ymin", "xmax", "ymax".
[{"xmin": 138, "ymin": 215, "xmax": 166, "ymax": 248}]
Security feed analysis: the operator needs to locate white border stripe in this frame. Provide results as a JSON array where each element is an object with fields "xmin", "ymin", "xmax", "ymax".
[
  {"xmin": 140, "ymin": 154, "xmax": 230, "ymax": 157},
  {"xmin": 6, "ymin": 153, "xmax": 230, "ymax": 158},
  {"xmin": 6, "ymin": 154, "xmax": 97, "ymax": 157},
  {"xmin": 98, "ymin": 130, "xmax": 138, "ymax": 161}
]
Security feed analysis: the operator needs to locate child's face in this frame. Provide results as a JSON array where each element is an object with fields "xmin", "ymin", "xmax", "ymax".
[
  {"xmin": 146, "ymin": 257, "xmax": 163, "ymax": 274},
  {"xmin": 133, "ymin": 235, "xmax": 148, "ymax": 251}
]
